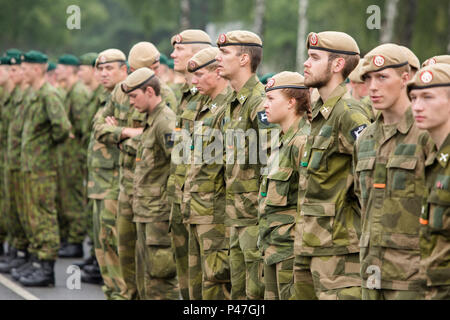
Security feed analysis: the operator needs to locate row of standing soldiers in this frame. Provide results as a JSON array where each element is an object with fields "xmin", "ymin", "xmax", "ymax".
[{"xmin": 0, "ymin": 28, "xmax": 449, "ymax": 300}]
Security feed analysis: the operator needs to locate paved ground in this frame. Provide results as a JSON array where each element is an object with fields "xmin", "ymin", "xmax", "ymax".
[{"xmin": 0, "ymin": 241, "xmax": 105, "ymax": 300}]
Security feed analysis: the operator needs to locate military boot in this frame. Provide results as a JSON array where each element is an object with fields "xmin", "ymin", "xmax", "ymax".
[
  {"xmin": 0, "ymin": 243, "xmax": 4, "ymax": 257},
  {"xmin": 0, "ymin": 249, "xmax": 28, "ymax": 273},
  {"xmin": 58, "ymin": 243, "xmax": 83, "ymax": 258},
  {"xmin": 81, "ymin": 258, "xmax": 102, "ymax": 284},
  {"xmin": 11, "ymin": 254, "xmax": 37, "ymax": 281},
  {"xmin": 19, "ymin": 259, "xmax": 55, "ymax": 287}
]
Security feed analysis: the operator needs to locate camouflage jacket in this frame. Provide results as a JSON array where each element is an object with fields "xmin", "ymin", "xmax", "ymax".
[
  {"xmin": 7, "ymin": 87, "xmax": 33, "ymax": 171},
  {"xmin": 161, "ymin": 81, "xmax": 178, "ymax": 113},
  {"xmin": 420, "ymin": 133, "xmax": 450, "ymax": 287},
  {"xmin": 94, "ymin": 82, "xmax": 146, "ymax": 195},
  {"xmin": 87, "ymin": 90, "xmax": 120, "ymax": 200},
  {"xmin": 0, "ymin": 87, "xmax": 21, "ymax": 167},
  {"xmin": 133, "ymin": 101, "xmax": 175, "ymax": 223},
  {"xmin": 168, "ymin": 83, "xmax": 203, "ymax": 224},
  {"xmin": 222, "ymin": 75, "xmax": 280, "ymax": 227},
  {"xmin": 64, "ymin": 81, "xmax": 90, "ymax": 149},
  {"xmin": 182, "ymin": 86, "xmax": 234, "ymax": 225},
  {"xmin": 21, "ymin": 82, "xmax": 72, "ymax": 173},
  {"xmin": 259, "ymin": 117, "xmax": 310, "ymax": 265},
  {"xmin": 354, "ymin": 107, "xmax": 433, "ymax": 290},
  {"xmin": 295, "ymin": 82, "xmax": 370, "ymax": 257},
  {"xmin": 83, "ymin": 85, "xmax": 107, "ymax": 148}
]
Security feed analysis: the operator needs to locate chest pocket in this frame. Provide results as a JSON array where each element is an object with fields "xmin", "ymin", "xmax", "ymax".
[
  {"xmin": 308, "ymin": 135, "xmax": 333, "ymax": 171},
  {"xmin": 266, "ymin": 168, "xmax": 294, "ymax": 207},
  {"xmin": 387, "ymin": 156, "xmax": 417, "ymax": 198},
  {"xmin": 355, "ymin": 157, "xmax": 375, "ymax": 200},
  {"xmin": 427, "ymin": 183, "xmax": 450, "ymax": 233}
]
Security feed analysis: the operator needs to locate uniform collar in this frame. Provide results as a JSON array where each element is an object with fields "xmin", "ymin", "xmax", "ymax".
[
  {"xmin": 313, "ymin": 82, "xmax": 347, "ymax": 120},
  {"xmin": 234, "ymin": 74, "xmax": 260, "ymax": 106},
  {"xmin": 202, "ymin": 85, "xmax": 233, "ymax": 113},
  {"xmin": 377, "ymin": 106, "xmax": 414, "ymax": 135},
  {"xmin": 146, "ymin": 101, "xmax": 165, "ymax": 127},
  {"xmin": 436, "ymin": 133, "xmax": 450, "ymax": 168},
  {"xmin": 280, "ymin": 117, "xmax": 305, "ymax": 146}
]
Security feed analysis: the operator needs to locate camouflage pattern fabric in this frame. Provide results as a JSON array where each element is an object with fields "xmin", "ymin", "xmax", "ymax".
[
  {"xmin": 21, "ymin": 82, "xmax": 71, "ymax": 260},
  {"xmin": 420, "ymin": 133, "xmax": 450, "ymax": 299},
  {"xmin": 353, "ymin": 108, "xmax": 432, "ymax": 296},
  {"xmin": 293, "ymin": 82, "xmax": 370, "ymax": 299},
  {"xmin": 182, "ymin": 87, "xmax": 234, "ymax": 300},
  {"xmin": 58, "ymin": 81, "xmax": 90, "ymax": 244},
  {"xmin": 264, "ymin": 257, "xmax": 294, "ymax": 300},
  {"xmin": 168, "ymin": 83, "xmax": 203, "ymax": 300},
  {"xmin": 161, "ymin": 81, "xmax": 178, "ymax": 114}
]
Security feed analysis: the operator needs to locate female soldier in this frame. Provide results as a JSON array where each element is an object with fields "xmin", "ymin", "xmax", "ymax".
[{"xmin": 259, "ymin": 72, "xmax": 311, "ymax": 299}]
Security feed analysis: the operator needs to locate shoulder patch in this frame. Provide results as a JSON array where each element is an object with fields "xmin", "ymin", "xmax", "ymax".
[
  {"xmin": 257, "ymin": 110, "xmax": 270, "ymax": 126},
  {"xmin": 164, "ymin": 133, "xmax": 174, "ymax": 148},
  {"xmin": 350, "ymin": 124, "xmax": 368, "ymax": 140}
]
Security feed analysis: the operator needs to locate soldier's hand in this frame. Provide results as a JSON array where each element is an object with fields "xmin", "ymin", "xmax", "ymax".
[
  {"xmin": 121, "ymin": 127, "xmax": 143, "ymax": 139},
  {"xmin": 69, "ymin": 132, "xmax": 75, "ymax": 139},
  {"xmin": 105, "ymin": 116, "xmax": 118, "ymax": 126}
]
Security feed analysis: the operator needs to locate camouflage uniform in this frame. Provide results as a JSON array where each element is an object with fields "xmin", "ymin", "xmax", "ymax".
[
  {"xmin": 87, "ymin": 88, "xmax": 127, "ymax": 300},
  {"xmin": 182, "ymin": 86, "xmax": 234, "ymax": 300},
  {"xmin": 161, "ymin": 81, "xmax": 178, "ymax": 113},
  {"xmin": 421, "ymin": 133, "xmax": 450, "ymax": 299},
  {"xmin": 94, "ymin": 83, "xmax": 146, "ymax": 300},
  {"xmin": 5, "ymin": 87, "xmax": 33, "ymax": 252},
  {"xmin": 168, "ymin": 83, "xmax": 203, "ymax": 299},
  {"xmin": 133, "ymin": 101, "xmax": 178, "ymax": 300},
  {"xmin": 222, "ymin": 75, "xmax": 278, "ymax": 300},
  {"xmin": 21, "ymin": 82, "xmax": 71, "ymax": 260},
  {"xmin": 292, "ymin": 83, "xmax": 370, "ymax": 300},
  {"xmin": 353, "ymin": 108, "xmax": 432, "ymax": 299},
  {"xmin": 0, "ymin": 86, "xmax": 7, "ymax": 245},
  {"xmin": 259, "ymin": 117, "xmax": 310, "ymax": 300},
  {"xmin": 58, "ymin": 81, "xmax": 90, "ymax": 244}
]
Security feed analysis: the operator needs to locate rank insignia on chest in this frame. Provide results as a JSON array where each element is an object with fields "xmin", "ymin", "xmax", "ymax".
[{"xmin": 257, "ymin": 111, "xmax": 270, "ymax": 126}]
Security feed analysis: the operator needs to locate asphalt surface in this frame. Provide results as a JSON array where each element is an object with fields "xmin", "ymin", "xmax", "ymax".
[{"xmin": 0, "ymin": 240, "xmax": 105, "ymax": 300}]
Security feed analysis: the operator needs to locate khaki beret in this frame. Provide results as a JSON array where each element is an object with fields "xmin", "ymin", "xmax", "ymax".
[
  {"xmin": 399, "ymin": 46, "xmax": 420, "ymax": 70},
  {"xmin": 187, "ymin": 47, "xmax": 220, "ymax": 73},
  {"xmin": 217, "ymin": 30, "xmax": 263, "ymax": 48},
  {"xmin": 348, "ymin": 60, "xmax": 364, "ymax": 83},
  {"xmin": 128, "ymin": 42, "xmax": 160, "ymax": 70},
  {"xmin": 306, "ymin": 31, "xmax": 359, "ymax": 55},
  {"xmin": 360, "ymin": 43, "xmax": 408, "ymax": 78},
  {"xmin": 121, "ymin": 67, "xmax": 156, "ymax": 94},
  {"xmin": 265, "ymin": 71, "xmax": 307, "ymax": 92},
  {"xmin": 171, "ymin": 29, "xmax": 212, "ymax": 46},
  {"xmin": 422, "ymin": 55, "xmax": 450, "ymax": 68},
  {"xmin": 407, "ymin": 63, "xmax": 450, "ymax": 94},
  {"xmin": 96, "ymin": 49, "xmax": 126, "ymax": 67}
]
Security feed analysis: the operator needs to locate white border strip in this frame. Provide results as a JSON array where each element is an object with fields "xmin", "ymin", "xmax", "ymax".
[{"xmin": 0, "ymin": 274, "xmax": 40, "ymax": 300}]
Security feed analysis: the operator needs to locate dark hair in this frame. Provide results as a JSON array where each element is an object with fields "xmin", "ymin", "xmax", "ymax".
[
  {"xmin": 328, "ymin": 53, "xmax": 360, "ymax": 79},
  {"xmin": 236, "ymin": 46, "xmax": 263, "ymax": 73},
  {"xmin": 139, "ymin": 76, "xmax": 161, "ymax": 96},
  {"xmin": 281, "ymin": 88, "xmax": 312, "ymax": 122}
]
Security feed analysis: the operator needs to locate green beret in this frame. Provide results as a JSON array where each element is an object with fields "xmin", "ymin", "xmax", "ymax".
[
  {"xmin": 79, "ymin": 52, "xmax": 98, "ymax": 67},
  {"xmin": 47, "ymin": 62, "xmax": 57, "ymax": 72},
  {"xmin": 159, "ymin": 53, "xmax": 169, "ymax": 66},
  {"xmin": 259, "ymin": 72, "xmax": 276, "ymax": 85},
  {"xmin": 58, "ymin": 54, "xmax": 80, "ymax": 66},
  {"xmin": 0, "ymin": 56, "xmax": 11, "ymax": 65},
  {"xmin": 23, "ymin": 50, "xmax": 48, "ymax": 64},
  {"xmin": 6, "ymin": 48, "xmax": 22, "ymax": 59}
]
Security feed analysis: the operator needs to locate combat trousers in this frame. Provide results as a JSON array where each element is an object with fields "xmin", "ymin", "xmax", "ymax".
[
  {"xmin": 136, "ymin": 221, "xmax": 179, "ymax": 300},
  {"xmin": 86, "ymin": 199, "xmax": 94, "ymax": 256},
  {"xmin": 4, "ymin": 169, "xmax": 29, "ymax": 251},
  {"xmin": 93, "ymin": 198, "xmax": 127, "ymax": 300},
  {"xmin": 188, "ymin": 224, "xmax": 231, "ymax": 300},
  {"xmin": 117, "ymin": 189, "xmax": 138, "ymax": 300},
  {"xmin": 292, "ymin": 253, "xmax": 362, "ymax": 300},
  {"xmin": 57, "ymin": 155, "xmax": 87, "ymax": 244},
  {"xmin": 229, "ymin": 225, "xmax": 264, "ymax": 300},
  {"xmin": 170, "ymin": 202, "xmax": 189, "ymax": 300},
  {"xmin": 264, "ymin": 258, "xmax": 294, "ymax": 300},
  {"xmin": 23, "ymin": 171, "xmax": 60, "ymax": 260},
  {"xmin": 0, "ymin": 166, "xmax": 6, "ymax": 245},
  {"xmin": 425, "ymin": 285, "xmax": 450, "ymax": 300},
  {"xmin": 362, "ymin": 287, "xmax": 425, "ymax": 300}
]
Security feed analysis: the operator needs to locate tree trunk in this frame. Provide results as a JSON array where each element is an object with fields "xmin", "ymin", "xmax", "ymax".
[
  {"xmin": 180, "ymin": 0, "xmax": 191, "ymax": 30},
  {"xmin": 296, "ymin": 0, "xmax": 309, "ymax": 72},
  {"xmin": 253, "ymin": 0, "xmax": 266, "ymax": 38},
  {"xmin": 380, "ymin": 0, "xmax": 399, "ymax": 43},
  {"xmin": 402, "ymin": 0, "xmax": 417, "ymax": 47}
]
